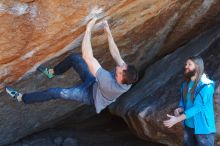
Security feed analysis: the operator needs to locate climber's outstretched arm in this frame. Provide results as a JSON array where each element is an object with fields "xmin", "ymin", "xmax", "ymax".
[
  {"xmin": 82, "ymin": 18, "xmax": 101, "ymax": 77},
  {"xmin": 103, "ymin": 20, "xmax": 125, "ymax": 66}
]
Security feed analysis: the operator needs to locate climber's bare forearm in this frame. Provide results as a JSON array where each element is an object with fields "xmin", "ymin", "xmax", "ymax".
[
  {"xmin": 82, "ymin": 18, "xmax": 101, "ymax": 77},
  {"xmin": 104, "ymin": 21, "xmax": 125, "ymax": 66}
]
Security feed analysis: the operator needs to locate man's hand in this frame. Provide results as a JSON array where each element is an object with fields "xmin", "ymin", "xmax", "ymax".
[
  {"xmin": 84, "ymin": 7, "xmax": 104, "ymax": 24},
  {"xmin": 90, "ymin": 7, "xmax": 103, "ymax": 19},
  {"xmin": 86, "ymin": 17, "xmax": 97, "ymax": 31},
  {"xmin": 174, "ymin": 107, "xmax": 184, "ymax": 117},
  {"xmin": 103, "ymin": 20, "xmax": 111, "ymax": 34},
  {"xmin": 163, "ymin": 114, "xmax": 180, "ymax": 128},
  {"xmin": 163, "ymin": 113, "xmax": 186, "ymax": 128}
]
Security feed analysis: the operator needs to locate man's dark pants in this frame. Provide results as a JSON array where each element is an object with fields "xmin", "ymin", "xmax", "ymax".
[
  {"xmin": 184, "ymin": 125, "xmax": 215, "ymax": 146},
  {"xmin": 22, "ymin": 54, "xmax": 95, "ymax": 105}
]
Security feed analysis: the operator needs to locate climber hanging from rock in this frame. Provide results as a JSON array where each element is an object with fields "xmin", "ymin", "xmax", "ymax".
[{"xmin": 5, "ymin": 17, "xmax": 138, "ymax": 114}]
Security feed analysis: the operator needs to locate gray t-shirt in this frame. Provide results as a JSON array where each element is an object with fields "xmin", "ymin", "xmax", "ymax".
[{"xmin": 93, "ymin": 67, "xmax": 132, "ymax": 113}]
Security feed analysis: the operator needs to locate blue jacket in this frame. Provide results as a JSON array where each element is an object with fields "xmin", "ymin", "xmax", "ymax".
[{"xmin": 179, "ymin": 74, "xmax": 216, "ymax": 134}]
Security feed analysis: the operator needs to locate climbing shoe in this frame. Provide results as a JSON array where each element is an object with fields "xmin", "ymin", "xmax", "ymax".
[
  {"xmin": 37, "ymin": 66, "xmax": 55, "ymax": 79},
  {"xmin": 5, "ymin": 86, "xmax": 22, "ymax": 101}
]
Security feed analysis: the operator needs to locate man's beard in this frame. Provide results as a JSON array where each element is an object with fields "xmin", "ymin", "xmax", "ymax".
[{"xmin": 184, "ymin": 69, "xmax": 196, "ymax": 79}]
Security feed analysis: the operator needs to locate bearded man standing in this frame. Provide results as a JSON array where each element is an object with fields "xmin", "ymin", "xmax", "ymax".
[{"xmin": 163, "ymin": 56, "xmax": 216, "ymax": 146}]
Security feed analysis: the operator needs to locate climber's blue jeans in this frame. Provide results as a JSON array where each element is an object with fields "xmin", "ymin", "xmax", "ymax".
[
  {"xmin": 184, "ymin": 126, "xmax": 215, "ymax": 146},
  {"xmin": 22, "ymin": 54, "xmax": 96, "ymax": 105}
]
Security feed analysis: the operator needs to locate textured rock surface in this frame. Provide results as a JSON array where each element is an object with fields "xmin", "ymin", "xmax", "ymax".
[
  {"xmin": 0, "ymin": 0, "xmax": 220, "ymax": 145},
  {"xmin": 1, "ymin": 0, "xmax": 220, "ymax": 89},
  {"xmin": 8, "ymin": 111, "xmax": 165, "ymax": 146}
]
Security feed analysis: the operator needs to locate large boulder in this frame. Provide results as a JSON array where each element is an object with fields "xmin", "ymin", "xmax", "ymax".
[{"xmin": 0, "ymin": 0, "xmax": 220, "ymax": 145}]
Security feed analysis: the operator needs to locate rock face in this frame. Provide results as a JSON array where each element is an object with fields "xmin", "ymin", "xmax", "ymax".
[
  {"xmin": 1, "ymin": 0, "xmax": 220, "ymax": 89},
  {"xmin": 0, "ymin": 0, "xmax": 220, "ymax": 145},
  {"xmin": 8, "ymin": 111, "xmax": 166, "ymax": 146}
]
